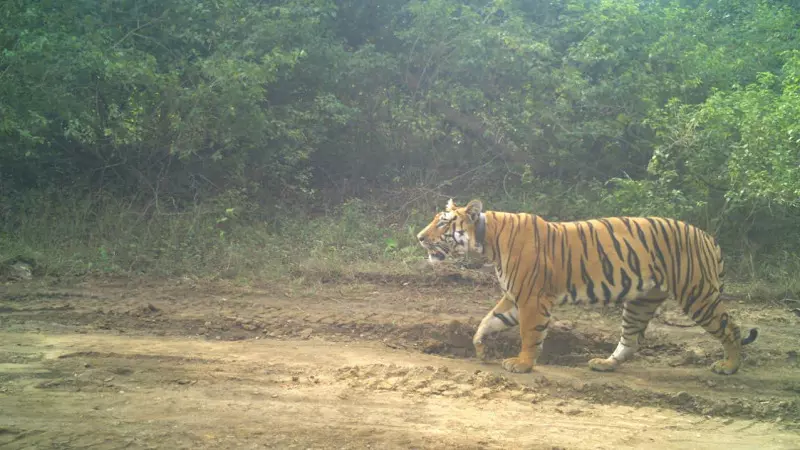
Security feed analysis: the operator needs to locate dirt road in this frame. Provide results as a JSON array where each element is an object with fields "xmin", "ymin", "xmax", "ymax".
[{"xmin": 1, "ymin": 274, "xmax": 799, "ymax": 449}]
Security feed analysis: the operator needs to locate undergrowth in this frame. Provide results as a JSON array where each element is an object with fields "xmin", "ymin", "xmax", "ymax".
[
  {"xmin": 1, "ymin": 190, "xmax": 798, "ymax": 301},
  {"xmin": 0, "ymin": 193, "xmax": 423, "ymax": 282}
]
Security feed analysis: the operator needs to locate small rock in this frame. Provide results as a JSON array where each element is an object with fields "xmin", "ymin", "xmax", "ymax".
[
  {"xmin": 9, "ymin": 261, "xmax": 33, "ymax": 281},
  {"xmin": 472, "ymin": 387, "xmax": 493, "ymax": 399},
  {"xmin": 520, "ymin": 392, "xmax": 542, "ymax": 403},
  {"xmin": 558, "ymin": 320, "xmax": 575, "ymax": 330},
  {"xmin": 421, "ymin": 339, "xmax": 445, "ymax": 354},
  {"xmin": 670, "ymin": 349, "xmax": 704, "ymax": 367},
  {"xmin": 672, "ymin": 391, "xmax": 693, "ymax": 403},
  {"xmin": 299, "ymin": 328, "xmax": 313, "ymax": 339}
]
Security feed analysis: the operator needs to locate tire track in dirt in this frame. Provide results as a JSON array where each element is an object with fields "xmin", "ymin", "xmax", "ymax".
[
  {"xmin": 1, "ymin": 331, "xmax": 799, "ymax": 450},
  {"xmin": 1, "ymin": 279, "xmax": 800, "ymax": 429}
]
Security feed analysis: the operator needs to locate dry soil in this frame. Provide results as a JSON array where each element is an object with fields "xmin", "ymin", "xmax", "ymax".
[{"xmin": 1, "ymin": 272, "xmax": 799, "ymax": 449}]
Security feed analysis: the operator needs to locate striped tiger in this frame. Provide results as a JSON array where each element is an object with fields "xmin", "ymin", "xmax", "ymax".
[{"xmin": 416, "ymin": 198, "xmax": 758, "ymax": 375}]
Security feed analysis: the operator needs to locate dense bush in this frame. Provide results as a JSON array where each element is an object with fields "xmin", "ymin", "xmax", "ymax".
[{"xmin": 2, "ymin": 0, "xmax": 799, "ymax": 290}]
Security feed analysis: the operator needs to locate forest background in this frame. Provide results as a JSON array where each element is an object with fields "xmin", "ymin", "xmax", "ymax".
[{"xmin": 2, "ymin": 0, "xmax": 799, "ymax": 298}]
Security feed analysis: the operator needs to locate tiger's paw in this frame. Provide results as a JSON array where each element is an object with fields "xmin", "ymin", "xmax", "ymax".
[
  {"xmin": 588, "ymin": 357, "xmax": 618, "ymax": 372},
  {"xmin": 501, "ymin": 357, "xmax": 533, "ymax": 373},
  {"xmin": 710, "ymin": 359, "xmax": 739, "ymax": 375}
]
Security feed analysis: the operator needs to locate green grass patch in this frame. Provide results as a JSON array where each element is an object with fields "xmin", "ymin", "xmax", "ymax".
[
  {"xmin": 0, "ymin": 193, "xmax": 426, "ymax": 282},
  {"xmin": 1, "ymin": 191, "xmax": 798, "ymax": 302}
]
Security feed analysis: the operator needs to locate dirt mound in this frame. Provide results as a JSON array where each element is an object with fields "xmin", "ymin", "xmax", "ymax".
[{"xmin": 409, "ymin": 319, "xmax": 617, "ymax": 365}]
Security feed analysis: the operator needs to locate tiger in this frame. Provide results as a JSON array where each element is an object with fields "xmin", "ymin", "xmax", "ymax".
[{"xmin": 416, "ymin": 198, "xmax": 758, "ymax": 375}]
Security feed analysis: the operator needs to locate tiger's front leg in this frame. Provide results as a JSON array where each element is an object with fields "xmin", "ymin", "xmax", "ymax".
[
  {"xmin": 472, "ymin": 293, "xmax": 518, "ymax": 362},
  {"xmin": 501, "ymin": 295, "xmax": 553, "ymax": 374}
]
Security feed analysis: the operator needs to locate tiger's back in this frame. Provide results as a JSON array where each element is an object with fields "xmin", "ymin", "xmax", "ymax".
[{"xmin": 548, "ymin": 216, "xmax": 725, "ymax": 309}]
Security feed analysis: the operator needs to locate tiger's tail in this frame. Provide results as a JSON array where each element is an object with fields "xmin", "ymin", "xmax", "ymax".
[
  {"xmin": 713, "ymin": 237, "xmax": 758, "ymax": 346},
  {"xmin": 714, "ymin": 239, "xmax": 726, "ymax": 294},
  {"xmin": 741, "ymin": 328, "xmax": 759, "ymax": 346}
]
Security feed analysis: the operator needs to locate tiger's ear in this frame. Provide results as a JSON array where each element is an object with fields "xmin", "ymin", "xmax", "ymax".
[
  {"xmin": 446, "ymin": 198, "xmax": 457, "ymax": 212},
  {"xmin": 465, "ymin": 199, "xmax": 483, "ymax": 223}
]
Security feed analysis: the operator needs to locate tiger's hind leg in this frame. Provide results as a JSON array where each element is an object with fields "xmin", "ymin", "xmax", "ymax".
[
  {"xmin": 472, "ymin": 293, "xmax": 518, "ymax": 362},
  {"xmin": 588, "ymin": 290, "xmax": 668, "ymax": 372},
  {"xmin": 681, "ymin": 291, "xmax": 757, "ymax": 375}
]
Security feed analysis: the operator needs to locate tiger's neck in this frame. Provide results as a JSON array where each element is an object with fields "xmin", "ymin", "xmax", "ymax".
[{"xmin": 480, "ymin": 211, "xmax": 561, "ymax": 294}]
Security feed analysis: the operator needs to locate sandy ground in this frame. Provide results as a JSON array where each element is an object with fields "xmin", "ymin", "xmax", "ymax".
[{"xmin": 1, "ymin": 273, "xmax": 799, "ymax": 449}]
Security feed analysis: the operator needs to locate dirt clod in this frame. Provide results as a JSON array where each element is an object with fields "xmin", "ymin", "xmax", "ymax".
[{"xmin": 299, "ymin": 328, "xmax": 313, "ymax": 339}]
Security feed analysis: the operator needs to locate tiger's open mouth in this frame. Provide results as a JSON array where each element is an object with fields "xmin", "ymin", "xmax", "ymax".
[{"xmin": 431, "ymin": 251, "xmax": 446, "ymax": 261}]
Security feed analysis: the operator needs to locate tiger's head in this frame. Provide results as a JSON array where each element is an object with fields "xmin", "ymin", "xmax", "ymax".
[{"xmin": 416, "ymin": 198, "xmax": 485, "ymax": 264}]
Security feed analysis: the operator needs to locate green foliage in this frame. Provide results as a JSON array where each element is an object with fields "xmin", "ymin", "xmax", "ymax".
[
  {"xmin": 0, "ymin": 192, "xmax": 419, "ymax": 280},
  {"xmin": 276, "ymin": 198, "xmax": 421, "ymax": 266},
  {"xmin": 1, "ymin": 0, "xmax": 353, "ymax": 200},
  {"xmin": 2, "ymin": 0, "xmax": 800, "ymax": 292},
  {"xmin": 632, "ymin": 49, "xmax": 800, "ymax": 267}
]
